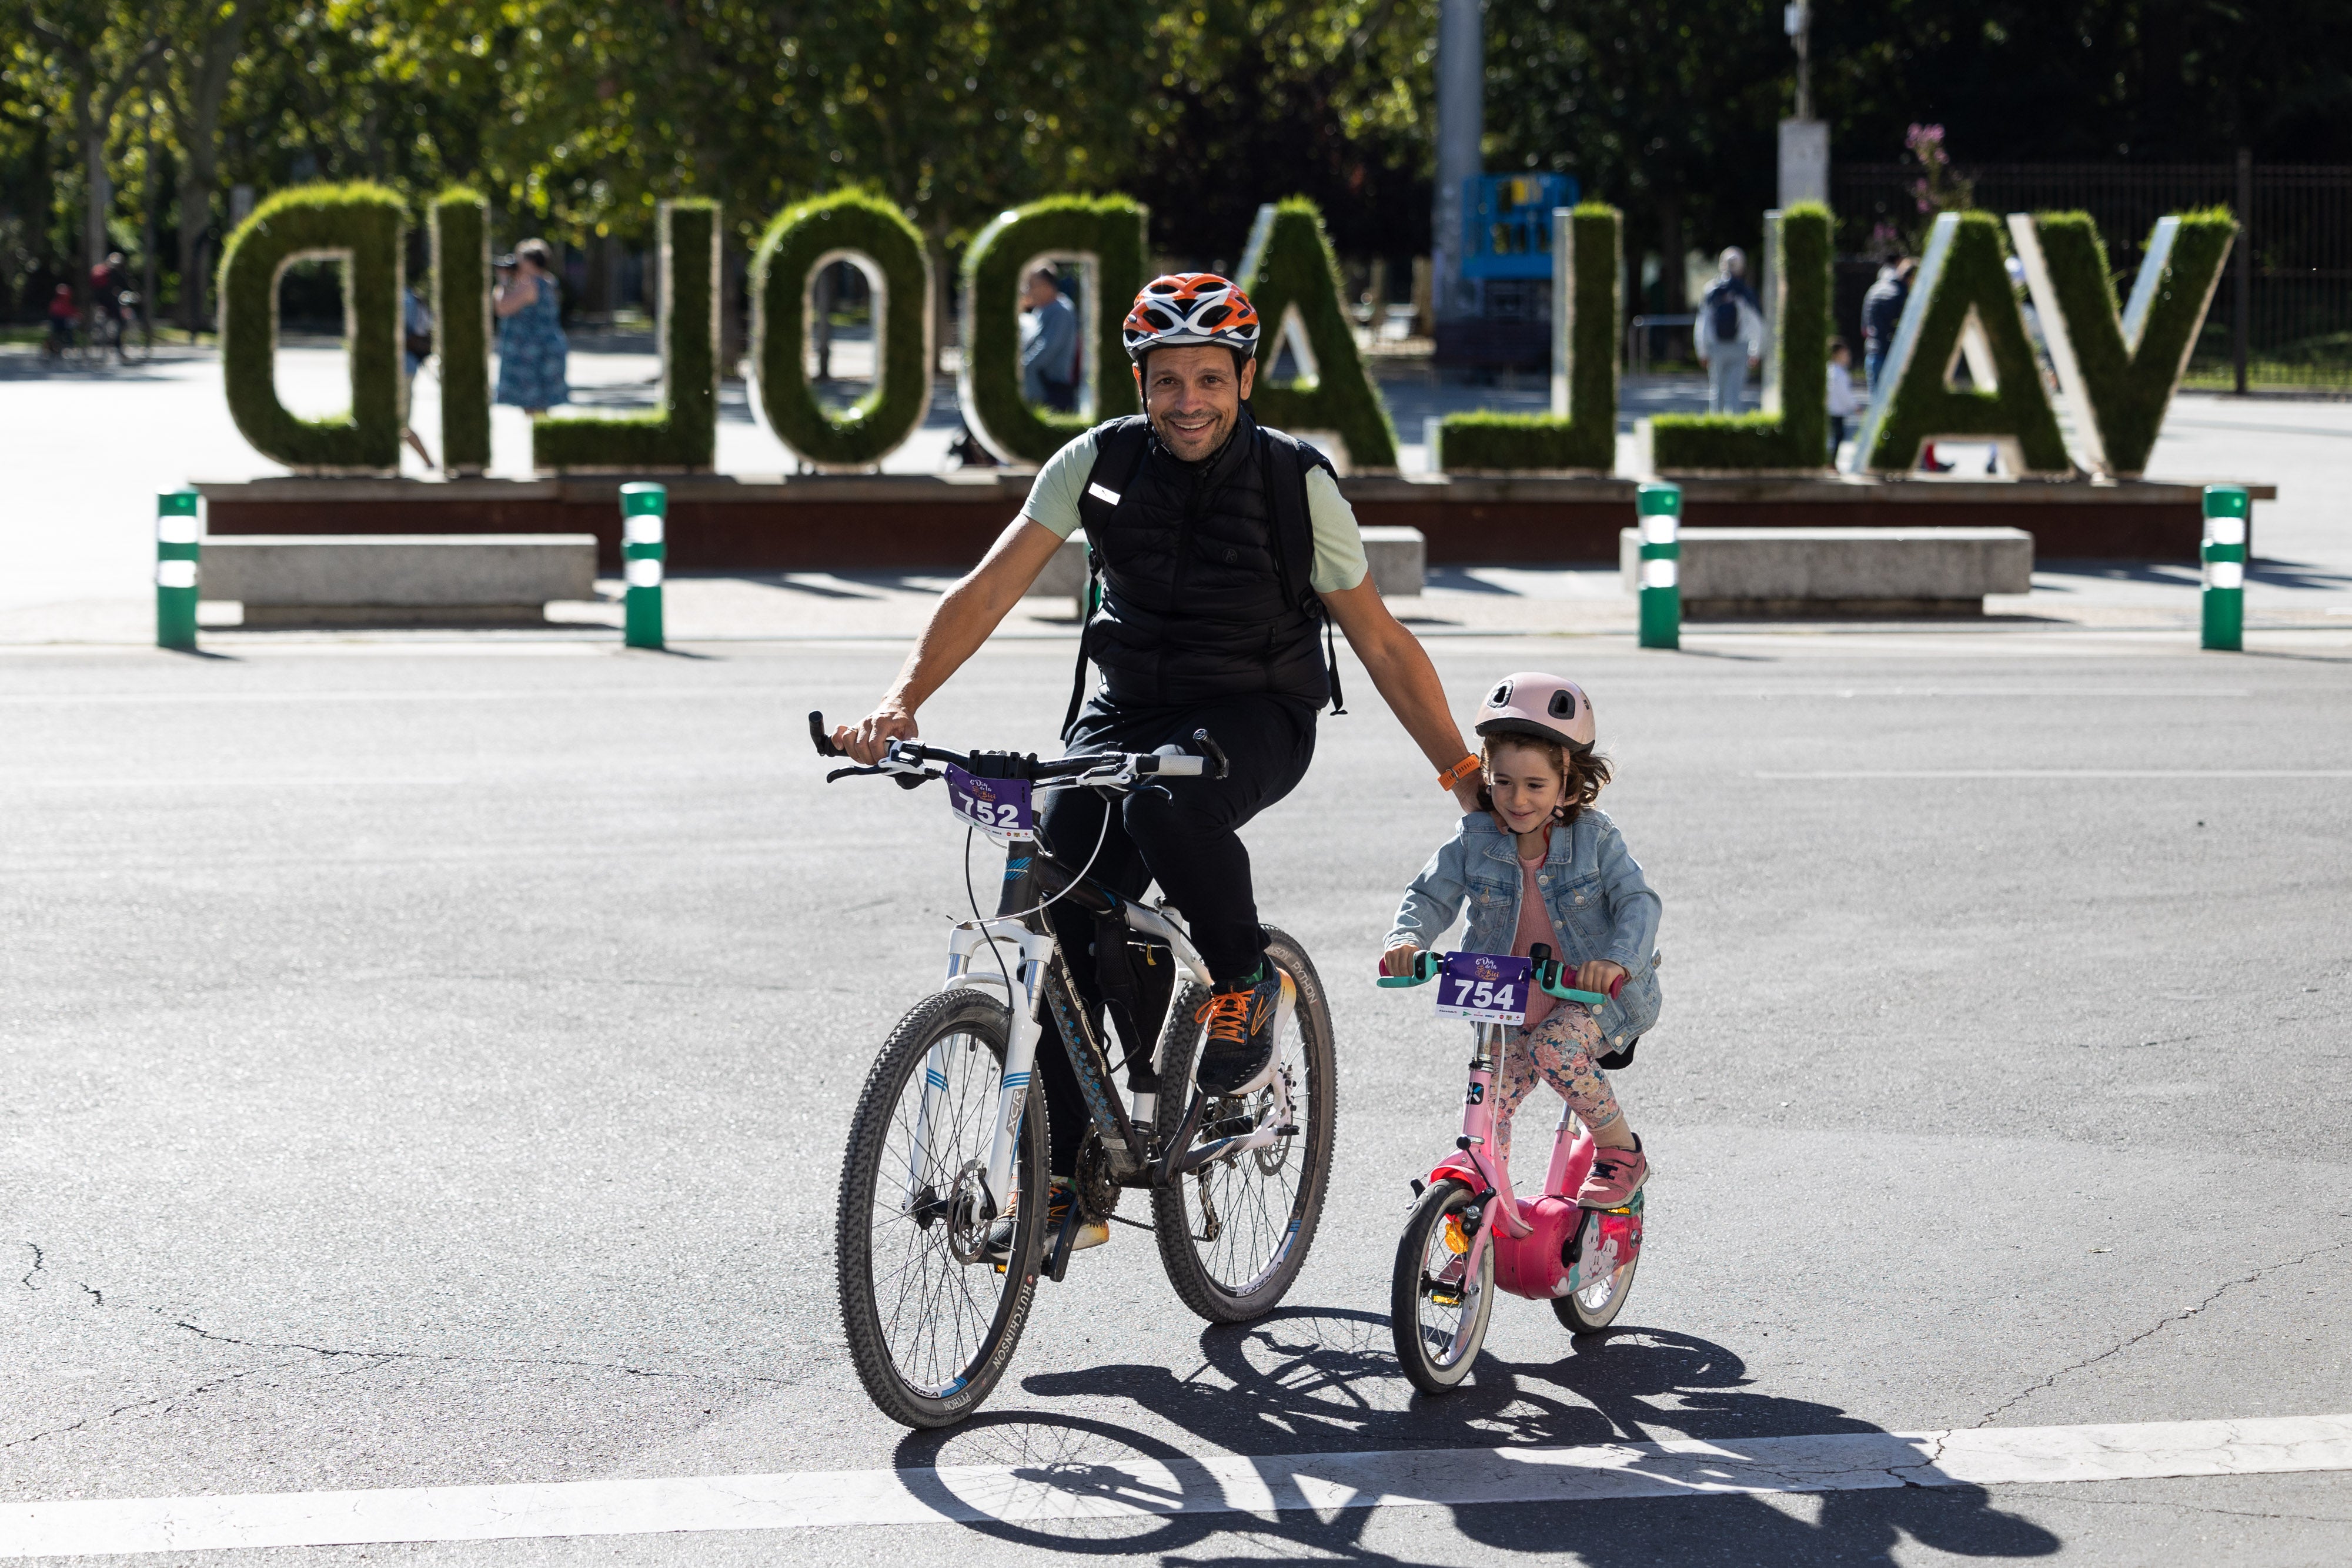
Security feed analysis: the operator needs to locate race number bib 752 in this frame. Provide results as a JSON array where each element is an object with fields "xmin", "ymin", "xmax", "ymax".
[
  {"xmin": 1434, "ymin": 951, "xmax": 1531, "ymax": 1025},
  {"xmin": 943, "ymin": 764, "xmax": 1034, "ymax": 841}
]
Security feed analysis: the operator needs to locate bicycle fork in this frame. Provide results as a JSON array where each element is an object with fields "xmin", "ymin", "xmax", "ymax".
[{"xmin": 928, "ymin": 922, "xmax": 1058, "ymax": 1223}]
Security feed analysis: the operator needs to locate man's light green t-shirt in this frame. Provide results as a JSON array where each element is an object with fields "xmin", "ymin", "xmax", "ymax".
[{"xmin": 1017, "ymin": 426, "xmax": 1369, "ymax": 595}]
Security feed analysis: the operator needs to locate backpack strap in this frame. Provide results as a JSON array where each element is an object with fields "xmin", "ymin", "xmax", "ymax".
[
  {"xmin": 1062, "ymin": 417, "xmax": 1152, "ymax": 740},
  {"xmin": 1258, "ymin": 426, "xmax": 1347, "ymax": 715}
]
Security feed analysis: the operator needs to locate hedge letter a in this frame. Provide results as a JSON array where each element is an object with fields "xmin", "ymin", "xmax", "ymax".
[{"xmin": 1238, "ymin": 198, "xmax": 1399, "ymax": 472}]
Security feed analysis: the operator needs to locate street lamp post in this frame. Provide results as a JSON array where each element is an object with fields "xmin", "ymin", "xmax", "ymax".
[{"xmin": 1778, "ymin": 2, "xmax": 1828, "ymax": 208}]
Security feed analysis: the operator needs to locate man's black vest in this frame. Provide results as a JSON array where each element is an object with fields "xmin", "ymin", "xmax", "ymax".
[{"xmin": 1067, "ymin": 406, "xmax": 1339, "ymax": 728}]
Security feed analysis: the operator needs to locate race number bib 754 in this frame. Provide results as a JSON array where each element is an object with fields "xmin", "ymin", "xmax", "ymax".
[
  {"xmin": 943, "ymin": 764, "xmax": 1034, "ymax": 841},
  {"xmin": 1434, "ymin": 951, "xmax": 1531, "ymax": 1025}
]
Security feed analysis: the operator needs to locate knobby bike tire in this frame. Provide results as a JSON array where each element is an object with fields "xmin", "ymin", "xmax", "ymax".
[
  {"xmin": 834, "ymin": 987, "xmax": 1047, "ymax": 1428},
  {"xmin": 1150, "ymin": 927, "xmax": 1337, "ymax": 1323},
  {"xmin": 1392, "ymin": 1178, "xmax": 1494, "ymax": 1395}
]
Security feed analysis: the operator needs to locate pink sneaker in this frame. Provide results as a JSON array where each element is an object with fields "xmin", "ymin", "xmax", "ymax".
[{"xmin": 1578, "ymin": 1138, "xmax": 1648, "ymax": 1208}]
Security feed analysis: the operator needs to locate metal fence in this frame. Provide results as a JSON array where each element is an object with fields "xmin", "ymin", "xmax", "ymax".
[{"xmin": 1833, "ymin": 161, "xmax": 2352, "ymax": 391}]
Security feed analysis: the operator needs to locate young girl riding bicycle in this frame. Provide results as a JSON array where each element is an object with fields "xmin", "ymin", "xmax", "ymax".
[{"xmin": 1381, "ymin": 673, "xmax": 1662, "ymax": 1208}]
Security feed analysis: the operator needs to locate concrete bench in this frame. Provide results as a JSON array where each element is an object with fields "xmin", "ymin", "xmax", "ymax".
[
  {"xmin": 199, "ymin": 534, "xmax": 599, "ymax": 627},
  {"xmin": 1034, "ymin": 526, "xmax": 1426, "ymax": 601},
  {"xmin": 1619, "ymin": 526, "xmax": 2033, "ymax": 618}
]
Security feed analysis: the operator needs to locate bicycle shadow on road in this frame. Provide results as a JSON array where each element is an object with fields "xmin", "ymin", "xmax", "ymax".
[{"xmin": 889, "ymin": 1306, "xmax": 2059, "ymax": 1566}]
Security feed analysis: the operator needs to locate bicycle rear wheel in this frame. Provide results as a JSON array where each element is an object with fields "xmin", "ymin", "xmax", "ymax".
[
  {"xmin": 1151, "ymin": 927, "xmax": 1335, "ymax": 1323},
  {"xmin": 836, "ymin": 987, "xmax": 1047, "ymax": 1427}
]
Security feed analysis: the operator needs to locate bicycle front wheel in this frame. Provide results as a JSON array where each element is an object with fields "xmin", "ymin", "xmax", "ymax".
[
  {"xmin": 1151, "ymin": 926, "xmax": 1337, "ymax": 1323},
  {"xmin": 1393, "ymin": 1178, "xmax": 1494, "ymax": 1393},
  {"xmin": 835, "ymin": 987, "xmax": 1047, "ymax": 1428}
]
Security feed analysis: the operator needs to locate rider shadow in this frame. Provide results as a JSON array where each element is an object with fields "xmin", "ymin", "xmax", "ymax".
[{"xmin": 890, "ymin": 1308, "xmax": 2060, "ymax": 1566}]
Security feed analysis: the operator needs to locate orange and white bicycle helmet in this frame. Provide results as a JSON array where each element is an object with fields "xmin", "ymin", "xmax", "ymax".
[
  {"xmin": 1475, "ymin": 672, "xmax": 1597, "ymax": 755},
  {"xmin": 1121, "ymin": 272, "xmax": 1261, "ymax": 364}
]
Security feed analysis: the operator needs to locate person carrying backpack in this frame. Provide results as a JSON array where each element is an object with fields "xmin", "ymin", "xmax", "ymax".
[
  {"xmin": 834, "ymin": 273, "xmax": 1486, "ymax": 1251},
  {"xmin": 1693, "ymin": 248, "xmax": 1763, "ymax": 414}
]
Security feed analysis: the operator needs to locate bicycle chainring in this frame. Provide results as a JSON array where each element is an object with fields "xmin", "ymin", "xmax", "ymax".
[{"xmin": 1072, "ymin": 1134, "xmax": 1124, "ymax": 1225}]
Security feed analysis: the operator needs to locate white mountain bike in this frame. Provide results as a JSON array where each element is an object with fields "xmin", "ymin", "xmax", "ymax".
[{"xmin": 812, "ymin": 714, "xmax": 1338, "ymax": 1428}]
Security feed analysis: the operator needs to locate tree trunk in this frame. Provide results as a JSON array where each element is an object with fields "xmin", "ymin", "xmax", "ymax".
[
  {"xmin": 81, "ymin": 113, "xmax": 111, "ymax": 271},
  {"xmin": 169, "ymin": 2, "xmax": 252, "ymax": 330},
  {"xmin": 1658, "ymin": 195, "xmax": 1684, "ymax": 316},
  {"xmin": 928, "ymin": 226, "xmax": 953, "ymax": 380}
]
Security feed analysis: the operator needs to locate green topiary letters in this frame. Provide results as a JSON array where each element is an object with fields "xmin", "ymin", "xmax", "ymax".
[
  {"xmin": 533, "ymin": 199, "xmax": 720, "ymax": 473},
  {"xmin": 2010, "ymin": 209, "xmax": 2236, "ymax": 478},
  {"xmin": 1849, "ymin": 210, "xmax": 2072, "ymax": 476},
  {"xmin": 1648, "ymin": 202, "xmax": 1833, "ymax": 473},
  {"xmin": 1435, "ymin": 203, "xmax": 1621, "ymax": 473},
  {"xmin": 218, "ymin": 182, "xmax": 406, "ymax": 474},
  {"xmin": 430, "ymin": 189, "xmax": 491, "ymax": 475},
  {"xmin": 751, "ymin": 191, "xmax": 935, "ymax": 470},
  {"xmin": 1237, "ymin": 198, "xmax": 1398, "ymax": 472},
  {"xmin": 958, "ymin": 196, "xmax": 1147, "ymax": 466}
]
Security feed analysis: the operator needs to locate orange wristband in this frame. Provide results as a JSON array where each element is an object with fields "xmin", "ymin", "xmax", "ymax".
[{"xmin": 1436, "ymin": 754, "xmax": 1482, "ymax": 792}]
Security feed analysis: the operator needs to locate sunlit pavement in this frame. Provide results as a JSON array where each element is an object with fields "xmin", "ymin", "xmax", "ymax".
[{"xmin": 4, "ymin": 631, "xmax": 2348, "ymax": 1564}]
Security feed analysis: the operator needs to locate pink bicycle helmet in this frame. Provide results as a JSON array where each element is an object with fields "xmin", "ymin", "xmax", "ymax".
[{"xmin": 1475, "ymin": 672, "xmax": 1597, "ymax": 755}]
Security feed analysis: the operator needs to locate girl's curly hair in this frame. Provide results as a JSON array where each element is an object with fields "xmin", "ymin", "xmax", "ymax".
[{"xmin": 1479, "ymin": 734, "xmax": 1612, "ymax": 824}]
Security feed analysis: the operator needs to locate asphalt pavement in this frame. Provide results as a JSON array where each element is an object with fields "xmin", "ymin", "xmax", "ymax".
[{"xmin": 5, "ymin": 630, "xmax": 2349, "ymax": 1564}]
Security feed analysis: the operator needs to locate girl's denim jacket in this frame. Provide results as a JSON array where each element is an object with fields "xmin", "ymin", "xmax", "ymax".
[{"xmin": 1386, "ymin": 808, "xmax": 1663, "ymax": 1052}]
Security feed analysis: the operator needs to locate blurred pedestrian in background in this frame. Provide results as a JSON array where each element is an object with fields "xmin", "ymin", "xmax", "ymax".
[
  {"xmin": 1693, "ymin": 247, "xmax": 1762, "ymax": 414},
  {"xmin": 1861, "ymin": 256, "xmax": 1915, "ymax": 397},
  {"xmin": 1827, "ymin": 337, "xmax": 1859, "ymax": 458},
  {"xmin": 401, "ymin": 278, "xmax": 435, "ymax": 466},
  {"xmin": 1021, "ymin": 263, "xmax": 1078, "ymax": 412},
  {"xmin": 44, "ymin": 283, "xmax": 76, "ymax": 358},
  {"xmin": 493, "ymin": 238, "xmax": 569, "ymax": 416}
]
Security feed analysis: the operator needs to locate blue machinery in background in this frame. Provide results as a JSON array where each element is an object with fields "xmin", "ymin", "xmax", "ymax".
[{"xmin": 1460, "ymin": 172, "xmax": 1580, "ymax": 280}]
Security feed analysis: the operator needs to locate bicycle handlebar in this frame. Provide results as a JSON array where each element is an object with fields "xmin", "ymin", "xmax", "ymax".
[
  {"xmin": 807, "ymin": 711, "xmax": 1229, "ymax": 787},
  {"xmin": 1375, "ymin": 946, "xmax": 1626, "ymax": 1008}
]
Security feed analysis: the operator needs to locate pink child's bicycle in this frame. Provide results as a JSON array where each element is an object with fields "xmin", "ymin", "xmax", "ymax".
[{"xmin": 1377, "ymin": 942, "xmax": 1643, "ymax": 1393}]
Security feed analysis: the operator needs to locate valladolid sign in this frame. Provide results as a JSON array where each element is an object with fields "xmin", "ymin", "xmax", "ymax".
[{"xmin": 219, "ymin": 182, "xmax": 2233, "ymax": 481}]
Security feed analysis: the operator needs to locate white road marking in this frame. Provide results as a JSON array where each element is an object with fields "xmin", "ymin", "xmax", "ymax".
[
  {"xmin": 1755, "ymin": 769, "xmax": 2352, "ymax": 780},
  {"xmin": 3, "ymin": 1414, "xmax": 2348, "ymax": 1558}
]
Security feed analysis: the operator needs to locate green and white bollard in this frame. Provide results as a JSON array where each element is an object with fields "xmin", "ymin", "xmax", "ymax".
[
  {"xmin": 620, "ymin": 482, "xmax": 666, "ymax": 650},
  {"xmin": 2201, "ymin": 485, "xmax": 2247, "ymax": 653},
  {"xmin": 156, "ymin": 489, "xmax": 201, "ymax": 651},
  {"xmin": 1636, "ymin": 482, "xmax": 1681, "ymax": 651}
]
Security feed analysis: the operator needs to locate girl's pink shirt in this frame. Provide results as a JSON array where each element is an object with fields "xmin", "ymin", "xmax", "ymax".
[{"xmin": 1511, "ymin": 849, "xmax": 1568, "ymax": 1031}]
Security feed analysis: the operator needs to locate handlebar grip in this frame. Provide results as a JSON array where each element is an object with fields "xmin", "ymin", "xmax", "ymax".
[
  {"xmin": 808, "ymin": 711, "xmax": 846, "ymax": 759},
  {"xmin": 1192, "ymin": 728, "xmax": 1230, "ymax": 780},
  {"xmin": 1152, "ymin": 754, "xmax": 1205, "ymax": 777}
]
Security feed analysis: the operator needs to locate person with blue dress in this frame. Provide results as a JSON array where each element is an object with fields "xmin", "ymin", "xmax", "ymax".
[{"xmin": 494, "ymin": 238, "xmax": 569, "ymax": 414}]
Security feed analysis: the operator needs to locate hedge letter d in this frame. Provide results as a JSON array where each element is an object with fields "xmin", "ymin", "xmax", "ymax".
[
  {"xmin": 218, "ymin": 183, "xmax": 407, "ymax": 475},
  {"xmin": 958, "ymin": 196, "xmax": 1148, "ymax": 466}
]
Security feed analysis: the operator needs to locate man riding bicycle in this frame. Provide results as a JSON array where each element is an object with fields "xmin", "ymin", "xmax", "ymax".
[{"xmin": 836, "ymin": 273, "xmax": 1486, "ymax": 1249}]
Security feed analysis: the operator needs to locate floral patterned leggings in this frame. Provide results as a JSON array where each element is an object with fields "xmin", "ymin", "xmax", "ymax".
[{"xmin": 1492, "ymin": 1005, "xmax": 1622, "ymax": 1178}]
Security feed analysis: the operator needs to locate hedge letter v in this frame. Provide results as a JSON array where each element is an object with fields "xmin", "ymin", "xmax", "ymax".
[{"xmin": 2009, "ymin": 212, "xmax": 2237, "ymax": 478}]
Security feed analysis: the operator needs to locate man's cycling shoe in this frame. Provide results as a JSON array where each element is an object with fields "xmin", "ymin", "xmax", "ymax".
[
  {"xmin": 1193, "ymin": 969, "xmax": 1292, "ymax": 1097},
  {"xmin": 1576, "ymin": 1135, "xmax": 1648, "ymax": 1209},
  {"xmin": 985, "ymin": 1181, "xmax": 1107, "ymax": 1266}
]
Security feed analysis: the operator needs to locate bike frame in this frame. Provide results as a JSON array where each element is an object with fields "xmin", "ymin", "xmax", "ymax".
[
  {"xmin": 1384, "ymin": 954, "xmax": 1643, "ymax": 1308},
  {"xmin": 903, "ymin": 800, "xmax": 1297, "ymax": 1233}
]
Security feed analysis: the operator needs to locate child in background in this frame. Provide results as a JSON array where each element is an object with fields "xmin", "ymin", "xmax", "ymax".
[
  {"xmin": 45, "ymin": 285, "xmax": 76, "ymax": 358},
  {"xmin": 1828, "ymin": 337, "xmax": 1859, "ymax": 460}
]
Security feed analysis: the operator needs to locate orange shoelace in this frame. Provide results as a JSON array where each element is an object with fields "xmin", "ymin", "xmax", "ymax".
[{"xmin": 1193, "ymin": 989, "xmax": 1254, "ymax": 1045}]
